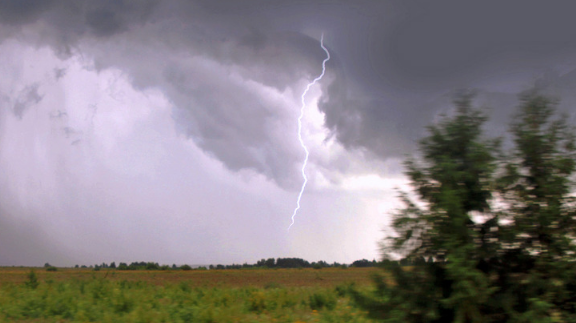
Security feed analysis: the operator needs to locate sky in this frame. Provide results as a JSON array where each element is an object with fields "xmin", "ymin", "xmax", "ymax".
[{"xmin": 2, "ymin": 0, "xmax": 576, "ymax": 266}]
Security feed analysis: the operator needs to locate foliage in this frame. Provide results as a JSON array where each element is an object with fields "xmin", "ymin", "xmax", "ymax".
[
  {"xmin": 309, "ymin": 291, "xmax": 337, "ymax": 310},
  {"xmin": 55, "ymin": 258, "xmax": 370, "ymax": 270},
  {"xmin": 0, "ymin": 270, "xmax": 376, "ymax": 322},
  {"xmin": 351, "ymin": 259, "xmax": 378, "ymax": 268},
  {"xmin": 24, "ymin": 270, "xmax": 39, "ymax": 289},
  {"xmin": 352, "ymin": 90, "xmax": 576, "ymax": 322}
]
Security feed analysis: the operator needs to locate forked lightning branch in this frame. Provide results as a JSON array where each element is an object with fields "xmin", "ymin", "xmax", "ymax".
[{"xmin": 288, "ymin": 34, "xmax": 330, "ymax": 231}]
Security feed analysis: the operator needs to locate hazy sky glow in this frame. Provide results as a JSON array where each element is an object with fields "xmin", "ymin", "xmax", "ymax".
[{"xmin": 2, "ymin": 1, "xmax": 576, "ymax": 266}]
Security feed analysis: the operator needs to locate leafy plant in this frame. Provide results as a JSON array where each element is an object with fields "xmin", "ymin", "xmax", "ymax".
[{"xmin": 25, "ymin": 270, "xmax": 39, "ymax": 289}]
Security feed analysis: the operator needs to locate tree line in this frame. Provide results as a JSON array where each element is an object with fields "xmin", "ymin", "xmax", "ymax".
[{"xmin": 58, "ymin": 257, "xmax": 380, "ymax": 271}]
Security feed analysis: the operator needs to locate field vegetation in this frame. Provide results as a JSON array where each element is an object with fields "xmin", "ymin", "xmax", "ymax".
[{"xmin": 0, "ymin": 266, "xmax": 379, "ymax": 322}]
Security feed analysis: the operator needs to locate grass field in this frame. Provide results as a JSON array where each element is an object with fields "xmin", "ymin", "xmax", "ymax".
[
  {"xmin": 0, "ymin": 267, "xmax": 379, "ymax": 288},
  {"xmin": 0, "ymin": 267, "xmax": 381, "ymax": 322}
]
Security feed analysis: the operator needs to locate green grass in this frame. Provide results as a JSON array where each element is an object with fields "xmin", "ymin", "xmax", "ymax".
[{"xmin": 0, "ymin": 268, "xmax": 378, "ymax": 322}]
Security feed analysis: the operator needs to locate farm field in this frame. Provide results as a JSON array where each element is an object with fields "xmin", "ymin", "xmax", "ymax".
[
  {"xmin": 0, "ymin": 267, "xmax": 379, "ymax": 288},
  {"xmin": 0, "ymin": 267, "xmax": 381, "ymax": 322}
]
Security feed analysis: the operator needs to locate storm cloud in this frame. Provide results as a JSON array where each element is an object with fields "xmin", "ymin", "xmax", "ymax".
[{"xmin": 2, "ymin": 0, "xmax": 576, "ymax": 266}]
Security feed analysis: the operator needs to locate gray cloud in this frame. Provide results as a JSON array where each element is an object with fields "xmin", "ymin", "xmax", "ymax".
[
  {"xmin": 0, "ymin": 0, "xmax": 56, "ymax": 25},
  {"xmin": 0, "ymin": 0, "xmax": 337, "ymax": 188},
  {"xmin": 314, "ymin": 1, "xmax": 576, "ymax": 160},
  {"xmin": 3, "ymin": 0, "xmax": 576, "ymax": 175},
  {"xmin": 49, "ymin": 110, "xmax": 67, "ymax": 118},
  {"xmin": 3, "ymin": 0, "xmax": 576, "ymax": 182},
  {"xmin": 0, "ymin": 206, "xmax": 70, "ymax": 266},
  {"xmin": 77, "ymin": 12, "xmax": 332, "ymax": 187},
  {"xmin": 53, "ymin": 67, "xmax": 66, "ymax": 79},
  {"xmin": 2, "ymin": 1, "xmax": 576, "ymax": 266},
  {"xmin": 13, "ymin": 83, "xmax": 43, "ymax": 118},
  {"xmin": 84, "ymin": 0, "xmax": 157, "ymax": 37}
]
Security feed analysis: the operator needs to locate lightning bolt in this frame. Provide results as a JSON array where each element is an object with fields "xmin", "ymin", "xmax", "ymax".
[{"xmin": 288, "ymin": 34, "xmax": 330, "ymax": 231}]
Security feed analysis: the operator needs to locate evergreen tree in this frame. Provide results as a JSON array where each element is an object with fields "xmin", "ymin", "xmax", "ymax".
[
  {"xmin": 352, "ymin": 91, "xmax": 576, "ymax": 322},
  {"xmin": 352, "ymin": 92, "xmax": 499, "ymax": 322},
  {"xmin": 493, "ymin": 91, "xmax": 576, "ymax": 321}
]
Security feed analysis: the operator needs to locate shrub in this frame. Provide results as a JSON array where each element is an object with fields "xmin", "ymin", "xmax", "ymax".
[
  {"xmin": 180, "ymin": 264, "xmax": 192, "ymax": 271},
  {"xmin": 309, "ymin": 291, "xmax": 336, "ymax": 310},
  {"xmin": 248, "ymin": 291, "xmax": 267, "ymax": 313},
  {"xmin": 178, "ymin": 282, "xmax": 191, "ymax": 292},
  {"xmin": 25, "ymin": 270, "xmax": 39, "ymax": 289},
  {"xmin": 145, "ymin": 262, "xmax": 160, "ymax": 270},
  {"xmin": 335, "ymin": 283, "xmax": 354, "ymax": 297},
  {"xmin": 46, "ymin": 266, "xmax": 57, "ymax": 272}
]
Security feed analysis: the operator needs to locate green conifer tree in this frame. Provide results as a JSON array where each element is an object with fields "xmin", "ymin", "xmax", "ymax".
[
  {"xmin": 494, "ymin": 91, "xmax": 576, "ymax": 321},
  {"xmin": 352, "ymin": 90, "xmax": 576, "ymax": 322}
]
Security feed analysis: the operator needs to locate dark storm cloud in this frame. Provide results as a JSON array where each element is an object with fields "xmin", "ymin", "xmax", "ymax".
[
  {"xmin": 0, "ymin": 0, "xmax": 55, "ymax": 25},
  {"xmin": 84, "ymin": 0, "xmax": 157, "ymax": 37},
  {"xmin": 3, "ymin": 0, "xmax": 576, "ymax": 177},
  {"xmin": 3, "ymin": 0, "xmax": 576, "ymax": 267},
  {"xmin": 0, "ymin": 0, "xmax": 157, "ymax": 56},
  {"xmin": 0, "ymin": 0, "xmax": 332, "ymax": 187},
  {"xmin": 76, "ymin": 4, "xmax": 333, "ymax": 187},
  {"xmin": 316, "ymin": 1, "xmax": 576, "ymax": 159},
  {"xmin": 319, "ymin": 74, "xmax": 434, "ymax": 158},
  {"xmin": 378, "ymin": 1, "xmax": 576, "ymax": 87}
]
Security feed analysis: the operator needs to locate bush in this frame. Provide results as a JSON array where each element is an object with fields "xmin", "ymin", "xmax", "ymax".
[
  {"xmin": 309, "ymin": 291, "xmax": 336, "ymax": 310},
  {"xmin": 248, "ymin": 291, "xmax": 267, "ymax": 313},
  {"xmin": 46, "ymin": 266, "xmax": 57, "ymax": 272},
  {"xmin": 335, "ymin": 284, "xmax": 349, "ymax": 297},
  {"xmin": 145, "ymin": 262, "xmax": 160, "ymax": 270},
  {"xmin": 180, "ymin": 264, "xmax": 192, "ymax": 271},
  {"xmin": 25, "ymin": 270, "xmax": 39, "ymax": 289}
]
